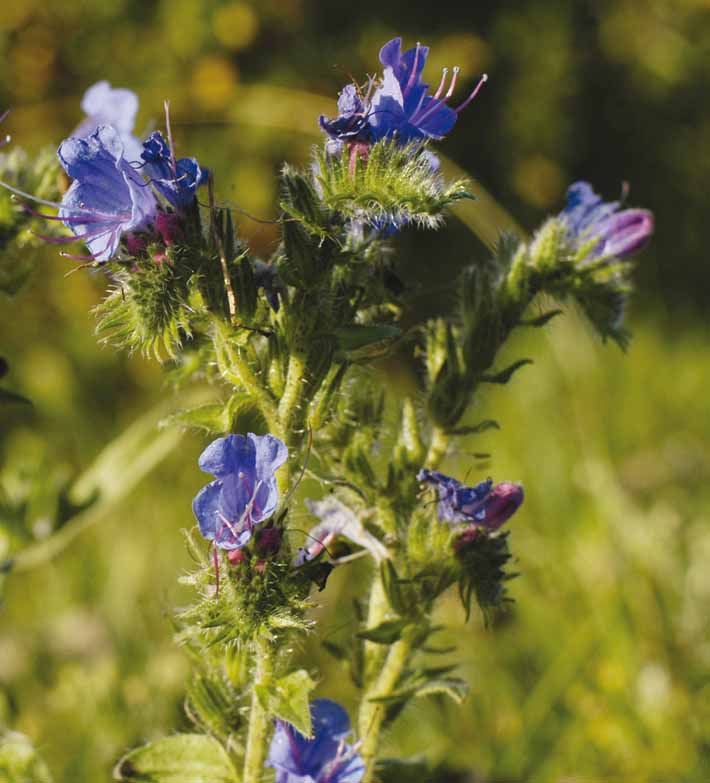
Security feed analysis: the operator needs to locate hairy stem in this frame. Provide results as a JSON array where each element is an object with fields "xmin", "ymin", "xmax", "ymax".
[
  {"xmin": 424, "ymin": 426, "xmax": 450, "ymax": 469},
  {"xmin": 358, "ymin": 632, "xmax": 413, "ymax": 783},
  {"xmin": 213, "ymin": 318, "xmax": 278, "ymax": 429},
  {"xmin": 242, "ymin": 636, "xmax": 274, "ymax": 783},
  {"xmin": 362, "ymin": 571, "xmax": 389, "ymax": 686},
  {"xmin": 278, "ymin": 352, "xmax": 307, "ymax": 435}
]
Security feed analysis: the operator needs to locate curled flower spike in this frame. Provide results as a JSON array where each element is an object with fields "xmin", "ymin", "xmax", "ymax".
[
  {"xmin": 192, "ymin": 433, "xmax": 288, "ymax": 551},
  {"xmin": 268, "ymin": 699, "xmax": 365, "ymax": 783},
  {"xmin": 561, "ymin": 181, "xmax": 654, "ymax": 259},
  {"xmin": 417, "ymin": 468, "xmax": 523, "ymax": 530}
]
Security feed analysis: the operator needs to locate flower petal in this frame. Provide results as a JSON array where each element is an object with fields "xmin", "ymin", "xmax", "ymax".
[{"xmin": 191, "ymin": 479, "xmax": 223, "ymax": 541}]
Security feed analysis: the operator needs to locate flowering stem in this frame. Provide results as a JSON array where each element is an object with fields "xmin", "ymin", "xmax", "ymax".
[
  {"xmin": 278, "ymin": 352, "xmax": 307, "ymax": 435},
  {"xmin": 358, "ymin": 631, "xmax": 414, "ymax": 783},
  {"xmin": 424, "ymin": 426, "xmax": 450, "ymax": 469},
  {"xmin": 212, "ymin": 318, "xmax": 278, "ymax": 429},
  {"xmin": 242, "ymin": 636, "xmax": 274, "ymax": 783},
  {"xmin": 362, "ymin": 571, "xmax": 389, "ymax": 685}
]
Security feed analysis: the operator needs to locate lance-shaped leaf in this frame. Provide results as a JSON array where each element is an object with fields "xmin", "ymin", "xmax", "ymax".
[
  {"xmin": 480, "ymin": 358, "xmax": 532, "ymax": 385},
  {"xmin": 113, "ymin": 734, "xmax": 238, "ymax": 783}
]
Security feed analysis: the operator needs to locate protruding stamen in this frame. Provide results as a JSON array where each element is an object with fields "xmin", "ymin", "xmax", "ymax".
[
  {"xmin": 432, "ymin": 68, "xmax": 449, "ymax": 100},
  {"xmin": 403, "ymin": 42, "xmax": 422, "ymax": 96},
  {"xmin": 455, "ymin": 73, "xmax": 488, "ymax": 113},
  {"xmin": 163, "ymin": 100, "xmax": 178, "ymax": 180},
  {"xmin": 445, "ymin": 66, "xmax": 460, "ymax": 100}
]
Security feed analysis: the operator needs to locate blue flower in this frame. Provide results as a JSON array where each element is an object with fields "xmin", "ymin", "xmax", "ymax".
[
  {"xmin": 320, "ymin": 37, "xmax": 487, "ymax": 149},
  {"xmin": 57, "ymin": 125, "xmax": 158, "ymax": 262},
  {"xmin": 140, "ymin": 131, "xmax": 206, "ymax": 210},
  {"xmin": 268, "ymin": 699, "xmax": 364, "ymax": 783},
  {"xmin": 561, "ymin": 182, "xmax": 654, "ymax": 259},
  {"xmin": 192, "ymin": 433, "xmax": 288, "ymax": 551},
  {"xmin": 417, "ymin": 469, "xmax": 524, "ymax": 530},
  {"xmin": 74, "ymin": 81, "xmax": 144, "ymax": 163}
]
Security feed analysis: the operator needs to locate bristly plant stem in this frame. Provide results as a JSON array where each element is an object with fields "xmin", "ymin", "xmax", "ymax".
[
  {"xmin": 242, "ymin": 636, "xmax": 274, "ymax": 783},
  {"xmin": 358, "ymin": 631, "xmax": 414, "ymax": 783},
  {"xmin": 424, "ymin": 426, "xmax": 450, "ymax": 469},
  {"xmin": 213, "ymin": 318, "xmax": 278, "ymax": 430}
]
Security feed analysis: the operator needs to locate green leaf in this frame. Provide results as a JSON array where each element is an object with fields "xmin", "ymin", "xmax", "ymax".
[
  {"xmin": 0, "ymin": 387, "xmax": 32, "ymax": 407},
  {"xmin": 113, "ymin": 735, "xmax": 238, "ymax": 783},
  {"xmin": 480, "ymin": 358, "xmax": 533, "ymax": 384},
  {"xmin": 0, "ymin": 731, "xmax": 53, "ymax": 783},
  {"xmin": 160, "ymin": 403, "xmax": 227, "ymax": 433},
  {"xmin": 519, "ymin": 309, "xmax": 562, "ymax": 327},
  {"xmin": 380, "ymin": 560, "xmax": 407, "ymax": 616},
  {"xmin": 447, "ymin": 419, "xmax": 499, "ymax": 436},
  {"xmin": 357, "ymin": 618, "xmax": 409, "ymax": 644},
  {"xmin": 255, "ymin": 669, "xmax": 316, "ymax": 737},
  {"xmin": 333, "ymin": 324, "xmax": 401, "ymax": 353},
  {"xmin": 415, "ymin": 677, "xmax": 469, "ymax": 704}
]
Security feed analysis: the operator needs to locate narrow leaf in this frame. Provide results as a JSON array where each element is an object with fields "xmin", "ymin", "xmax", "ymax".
[
  {"xmin": 357, "ymin": 618, "xmax": 409, "ymax": 644},
  {"xmin": 480, "ymin": 358, "xmax": 533, "ymax": 384}
]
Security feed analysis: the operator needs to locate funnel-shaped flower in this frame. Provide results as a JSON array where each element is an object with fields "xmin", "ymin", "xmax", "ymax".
[
  {"xmin": 192, "ymin": 433, "xmax": 288, "ymax": 551},
  {"xmin": 320, "ymin": 37, "xmax": 487, "ymax": 148},
  {"xmin": 561, "ymin": 181, "xmax": 654, "ymax": 259},
  {"xmin": 268, "ymin": 699, "xmax": 364, "ymax": 783},
  {"xmin": 57, "ymin": 125, "xmax": 157, "ymax": 262},
  {"xmin": 74, "ymin": 81, "xmax": 143, "ymax": 163},
  {"xmin": 418, "ymin": 469, "xmax": 523, "ymax": 530}
]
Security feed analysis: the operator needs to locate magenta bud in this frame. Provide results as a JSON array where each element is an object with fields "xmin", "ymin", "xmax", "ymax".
[
  {"xmin": 480, "ymin": 482, "xmax": 524, "ymax": 530},
  {"xmin": 125, "ymin": 233, "xmax": 147, "ymax": 256},
  {"xmin": 256, "ymin": 526, "xmax": 282, "ymax": 556},
  {"xmin": 255, "ymin": 559, "xmax": 267, "ymax": 574},
  {"xmin": 155, "ymin": 211, "xmax": 183, "ymax": 246},
  {"xmin": 600, "ymin": 209, "xmax": 654, "ymax": 258},
  {"xmin": 228, "ymin": 549, "xmax": 246, "ymax": 566}
]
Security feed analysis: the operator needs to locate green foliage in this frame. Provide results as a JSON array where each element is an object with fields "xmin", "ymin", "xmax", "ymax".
[
  {"xmin": 177, "ymin": 529, "xmax": 313, "ymax": 647},
  {"xmin": 313, "ymin": 141, "xmax": 472, "ymax": 231},
  {"xmin": 254, "ymin": 669, "xmax": 316, "ymax": 737},
  {"xmin": 0, "ymin": 731, "xmax": 53, "ymax": 783},
  {"xmin": 0, "ymin": 146, "xmax": 62, "ymax": 299},
  {"xmin": 114, "ymin": 735, "xmax": 238, "ymax": 783}
]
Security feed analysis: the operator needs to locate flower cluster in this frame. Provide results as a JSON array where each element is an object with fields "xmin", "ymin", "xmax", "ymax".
[{"xmin": 0, "ymin": 82, "xmax": 206, "ymax": 263}]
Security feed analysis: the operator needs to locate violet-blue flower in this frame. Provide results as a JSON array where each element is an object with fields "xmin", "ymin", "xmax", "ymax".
[
  {"xmin": 57, "ymin": 125, "xmax": 158, "ymax": 262},
  {"xmin": 320, "ymin": 37, "xmax": 487, "ymax": 149},
  {"xmin": 192, "ymin": 433, "xmax": 287, "ymax": 551},
  {"xmin": 561, "ymin": 181, "xmax": 654, "ymax": 259},
  {"xmin": 267, "ymin": 699, "xmax": 364, "ymax": 783},
  {"xmin": 74, "ymin": 81, "xmax": 144, "ymax": 163},
  {"xmin": 140, "ymin": 131, "xmax": 206, "ymax": 210},
  {"xmin": 418, "ymin": 469, "xmax": 524, "ymax": 530}
]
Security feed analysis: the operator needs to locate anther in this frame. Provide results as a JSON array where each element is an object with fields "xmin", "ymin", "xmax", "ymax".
[
  {"xmin": 432, "ymin": 68, "xmax": 449, "ymax": 100},
  {"xmin": 445, "ymin": 66, "xmax": 461, "ymax": 100},
  {"xmin": 454, "ymin": 73, "xmax": 488, "ymax": 113}
]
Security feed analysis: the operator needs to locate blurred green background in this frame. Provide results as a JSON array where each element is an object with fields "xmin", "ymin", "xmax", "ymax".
[{"xmin": 1, "ymin": 1, "xmax": 710, "ymax": 781}]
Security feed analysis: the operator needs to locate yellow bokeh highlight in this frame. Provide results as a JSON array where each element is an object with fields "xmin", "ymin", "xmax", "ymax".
[
  {"xmin": 213, "ymin": 2, "xmax": 259, "ymax": 51},
  {"xmin": 513, "ymin": 154, "xmax": 566, "ymax": 209},
  {"xmin": 190, "ymin": 55, "xmax": 239, "ymax": 111},
  {"xmin": 426, "ymin": 33, "xmax": 491, "ymax": 79}
]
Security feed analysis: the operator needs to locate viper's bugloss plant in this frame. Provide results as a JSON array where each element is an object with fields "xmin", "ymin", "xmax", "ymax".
[{"xmin": 0, "ymin": 30, "xmax": 654, "ymax": 783}]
